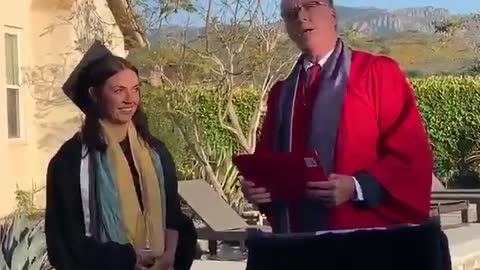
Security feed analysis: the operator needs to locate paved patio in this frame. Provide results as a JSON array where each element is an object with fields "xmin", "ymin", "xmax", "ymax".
[
  {"xmin": 192, "ymin": 260, "xmax": 246, "ymax": 270},
  {"xmin": 441, "ymin": 204, "xmax": 480, "ymax": 270}
]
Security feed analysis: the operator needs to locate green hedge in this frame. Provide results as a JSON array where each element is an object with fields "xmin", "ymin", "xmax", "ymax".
[
  {"xmin": 142, "ymin": 76, "xmax": 480, "ymax": 184},
  {"xmin": 141, "ymin": 85, "xmax": 258, "ymax": 178},
  {"xmin": 412, "ymin": 76, "xmax": 480, "ymax": 183}
]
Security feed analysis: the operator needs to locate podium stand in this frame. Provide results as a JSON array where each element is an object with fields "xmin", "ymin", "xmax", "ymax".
[{"xmin": 245, "ymin": 219, "xmax": 451, "ymax": 270}]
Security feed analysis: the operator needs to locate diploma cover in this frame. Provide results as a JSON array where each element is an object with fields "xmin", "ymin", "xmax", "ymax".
[{"xmin": 233, "ymin": 151, "xmax": 325, "ymax": 201}]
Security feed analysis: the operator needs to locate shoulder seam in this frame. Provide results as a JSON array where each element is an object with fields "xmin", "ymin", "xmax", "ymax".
[
  {"xmin": 353, "ymin": 53, "xmax": 375, "ymax": 83},
  {"xmin": 352, "ymin": 52, "xmax": 399, "ymax": 83},
  {"xmin": 52, "ymin": 134, "xmax": 82, "ymax": 161}
]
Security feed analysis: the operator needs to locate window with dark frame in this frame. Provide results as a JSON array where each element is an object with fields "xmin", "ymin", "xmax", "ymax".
[{"xmin": 4, "ymin": 32, "xmax": 20, "ymax": 139}]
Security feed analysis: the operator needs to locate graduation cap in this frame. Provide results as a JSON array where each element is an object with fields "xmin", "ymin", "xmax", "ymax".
[{"xmin": 62, "ymin": 40, "xmax": 113, "ymax": 112}]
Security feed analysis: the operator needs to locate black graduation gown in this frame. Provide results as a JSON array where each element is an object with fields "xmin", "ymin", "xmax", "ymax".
[{"xmin": 45, "ymin": 133, "xmax": 196, "ymax": 270}]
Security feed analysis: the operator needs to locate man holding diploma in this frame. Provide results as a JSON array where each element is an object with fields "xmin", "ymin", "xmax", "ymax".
[{"xmin": 240, "ymin": 0, "xmax": 433, "ymax": 233}]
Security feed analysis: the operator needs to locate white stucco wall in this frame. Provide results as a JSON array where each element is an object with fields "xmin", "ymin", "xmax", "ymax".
[{"xmin": 0, "ymin": 0, "xmax": 126, "ymax": 217}]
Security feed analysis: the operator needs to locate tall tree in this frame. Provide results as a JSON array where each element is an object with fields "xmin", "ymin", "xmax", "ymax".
[
  {"xmin": 433, "ymin": 14, "xmax": 480, "ymax": 62},
  {"xmin": 131, "ymin": 0, "xmax": 197, "ymax": 34},
  {"xmin": 149, "ymin": 0, "xmax": 295, "ymax": 208}
]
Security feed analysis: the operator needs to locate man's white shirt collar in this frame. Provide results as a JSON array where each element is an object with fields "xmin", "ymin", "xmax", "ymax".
[{"xmin": 302, "ymin": 49, "xmax": 334, "ymax": 71}]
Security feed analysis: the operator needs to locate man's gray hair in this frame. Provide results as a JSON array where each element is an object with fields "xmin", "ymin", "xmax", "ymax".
[{"xmin": 281, "ymin": 0, "xmax": 334, "ymax": 9}]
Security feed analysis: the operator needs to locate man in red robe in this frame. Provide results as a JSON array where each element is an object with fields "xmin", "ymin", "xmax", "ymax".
[{"xmin": 240, "ymin": 0, "xmax": 433, "ymax": 233}]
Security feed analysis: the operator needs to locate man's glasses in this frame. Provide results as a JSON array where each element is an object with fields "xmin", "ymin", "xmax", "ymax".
[{"xmin": 281, "ymin": 1, "xmax": 329, "ymax": 22}]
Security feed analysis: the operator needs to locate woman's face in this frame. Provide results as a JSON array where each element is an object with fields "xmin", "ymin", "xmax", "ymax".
[{"xmin": 99, "ymin": 68, "xmax": 140, "ymax": 124}]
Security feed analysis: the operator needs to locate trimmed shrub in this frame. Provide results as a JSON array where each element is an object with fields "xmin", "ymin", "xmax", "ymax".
[
  {"xmin": 141, "ymin": 85, "xmax": 258, "ymax": 178},
  {"xmin": 413, "ymin": 76, "xmax": 480, "ymax": 186}
]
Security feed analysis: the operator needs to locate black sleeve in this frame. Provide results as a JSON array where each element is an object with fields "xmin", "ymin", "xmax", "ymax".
[
  {"xmin": 153, "ymin": 139, "xmax": 182, "ymax": 231},
  {"xmin": 352, "ymin": 172, "xmax": 387, "ymax": 209},
  {"xmin": 45, "ymin": 147, "xmax": 137, "ymax": 270},
  {"xmin": 174, "ymin": 213, "xmax": 198, "ymax": 270}
]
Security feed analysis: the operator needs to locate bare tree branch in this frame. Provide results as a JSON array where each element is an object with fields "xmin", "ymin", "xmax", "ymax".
[{"xmin": 135, "ymin": 0, "xmax": 297, "ymax": 205}]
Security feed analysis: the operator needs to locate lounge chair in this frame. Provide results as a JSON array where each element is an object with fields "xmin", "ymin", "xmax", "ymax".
[
  {"xmin": 178, "ymin": 176, "xmax": 469, "ymax": 249},
  {"xmin": 430, "ymin": 200, "xmax": 469, "ymax": 228},
  {"xmin": 430, "ymin": 174, "xmax": 472, "ymax": 225},
  {"xmin": 177, "ymin": 179, "xmax": 271, "ymax": 255},
  {"xmin": 431, "ymin": 191, "xmax": 480, "ymax": 222}
]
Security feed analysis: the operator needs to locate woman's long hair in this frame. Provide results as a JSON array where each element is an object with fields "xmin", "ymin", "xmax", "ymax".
[{"xmin": 77, "ymin": 55, "xmax": 154, "ymax": 153}]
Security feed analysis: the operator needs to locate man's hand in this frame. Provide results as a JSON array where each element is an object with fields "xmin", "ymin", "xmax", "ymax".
[
  {"xmin": 240, "ymin": 177, "xmax": 271, "ymax": 204},
  {"xmin": 305, "ymin": 174, "xmax": 356, "ymax": 207}
]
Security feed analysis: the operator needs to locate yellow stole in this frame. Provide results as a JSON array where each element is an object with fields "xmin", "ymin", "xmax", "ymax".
[{"xmin": 100, "ymin": 120, "xmax": 165, "ymax": 256}]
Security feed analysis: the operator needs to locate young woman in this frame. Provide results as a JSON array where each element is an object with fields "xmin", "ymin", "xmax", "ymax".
[{"xmin": 45, "ymin": 41, "xmax": 196, "ymax": 270}]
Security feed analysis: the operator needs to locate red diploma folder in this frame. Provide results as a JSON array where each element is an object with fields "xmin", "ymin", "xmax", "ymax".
[{"xmin": 232, "ymin": 151, "xmax": 326, "ymax": 201}]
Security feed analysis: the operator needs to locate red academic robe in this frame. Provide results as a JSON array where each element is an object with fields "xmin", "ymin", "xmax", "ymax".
[{"xmin": 256, "ymin": 50, "xmax": 433, "ymax": 230}]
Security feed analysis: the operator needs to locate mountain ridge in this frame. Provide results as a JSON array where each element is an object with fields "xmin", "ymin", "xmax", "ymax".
[
  {"xmin": 337, "ymin": 5, "xmax": 453, "ymax": 34},
  {"xmin": 149, "ymin": 5, "xmax": 477, "ymax": 41}
]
